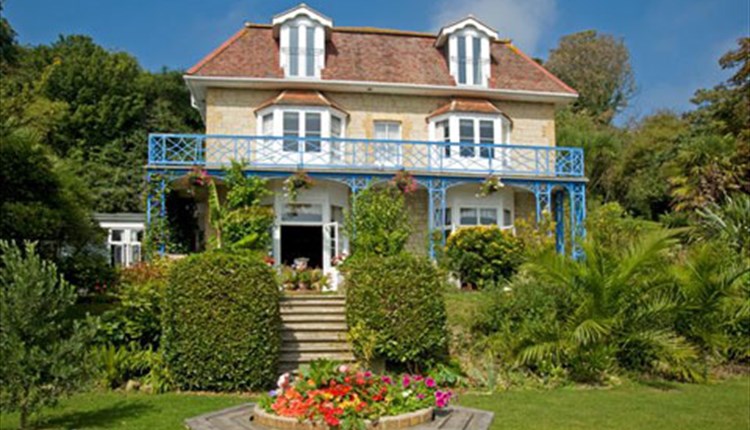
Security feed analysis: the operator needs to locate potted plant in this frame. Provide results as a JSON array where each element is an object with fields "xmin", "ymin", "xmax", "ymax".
[
  {"xmin": 280, "ymin": 266, "xmax": 297, "ymax": 290},
  {"xmin": 391, "ymin": 170, "xmax": 418, "ymax": 194},
  {"xmin": 477, "ymin": 175, "xmax": 504, "ymax": 197},
  {"xmin": 309, "ymin": 269, "xmax": 329, "ymax": 291},
  {"xmin": 284, "ymin": 171, "xmax": 314, "ymax": 202},
  {"xmin": 297, "ymin": 270, "xmax": 312, "ymax": 290}
]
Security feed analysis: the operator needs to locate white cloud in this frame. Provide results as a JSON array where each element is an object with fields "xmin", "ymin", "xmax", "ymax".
[{"xmin": 430, "ymin": 0, "xmax": 557, "ymax": 54}]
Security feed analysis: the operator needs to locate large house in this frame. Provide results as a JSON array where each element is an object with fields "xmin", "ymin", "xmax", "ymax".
[{"xmin": 146, "ymin": 4, "xmax": 587, "ymax": 281}]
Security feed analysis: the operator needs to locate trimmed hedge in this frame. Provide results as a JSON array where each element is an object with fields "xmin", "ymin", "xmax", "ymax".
[
  {"xmin": 344, "ymin": 253, "xmax": 448, "ymax": 367},
  {"xmin": 163, "ymin": 251, "xmax": 280, "ymax": 391}
]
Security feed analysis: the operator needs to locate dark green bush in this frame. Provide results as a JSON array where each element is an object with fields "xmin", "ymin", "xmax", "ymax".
[
  {"xmin": 163, "ymin": 251, "xmax": 280, "ymax": 391},
  {"xmin": 443, "ymin": 226, "xmax": 525, "ymax": 289},
  {"xmin": 344, "ymin": 253, "xmax": 448, "ymax": 369}
]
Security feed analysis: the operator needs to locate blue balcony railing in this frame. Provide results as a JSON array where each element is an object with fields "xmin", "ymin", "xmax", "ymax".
[{"xmin": 148, "ymin": 133, "xmax": 584, "ymax": 178}]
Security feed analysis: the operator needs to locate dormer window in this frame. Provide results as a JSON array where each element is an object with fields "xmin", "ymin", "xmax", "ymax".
[
  {"xmin": 436, "ymin": 17, "xmax": 497, "ymax": 87},
  {"xmin": 273, "ymin": 4, "xmax": 332, "ymax": 79}
]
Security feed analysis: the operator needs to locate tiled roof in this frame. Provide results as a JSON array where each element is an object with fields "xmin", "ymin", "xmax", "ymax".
[
  {"xmin": 187, "ymin": 24, "xmax": 576, "ymax": 95},
  {"xmin": 254, "ymin": 90, "xmax": 349, "ymax": 115},
  {"xmin": 428, "ymin": 98, "xmax": 501, "ymax": 118}
]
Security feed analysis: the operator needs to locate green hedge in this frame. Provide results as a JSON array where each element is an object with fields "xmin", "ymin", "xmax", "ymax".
[
  {"xmin": 163, "ymin": 251, "xmax": 280, "ymax": 391},
  {"xmin": 344, "ymin": 253, "xmax": 448, "ymax": 367}
]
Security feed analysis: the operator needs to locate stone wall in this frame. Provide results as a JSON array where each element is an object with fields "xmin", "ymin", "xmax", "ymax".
[{"xmin": 204, "ymin": 88, "xmax": 557, "ymax": 146}]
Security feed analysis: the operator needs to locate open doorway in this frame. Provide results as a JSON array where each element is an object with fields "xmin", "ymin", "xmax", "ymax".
[{"xmin": 281, "ymin": 225, "xmax": 323, "ymax": 268}]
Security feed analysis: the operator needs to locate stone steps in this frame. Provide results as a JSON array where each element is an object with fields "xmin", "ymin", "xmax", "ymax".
[{"xmin": 278, "ymin": 295, "xmax": 353, "ymax": 374}]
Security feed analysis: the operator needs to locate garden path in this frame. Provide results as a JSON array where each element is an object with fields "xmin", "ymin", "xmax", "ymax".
[{"xmin": 185, "ymin": 403, "xmax": 494, "ymax": 430}]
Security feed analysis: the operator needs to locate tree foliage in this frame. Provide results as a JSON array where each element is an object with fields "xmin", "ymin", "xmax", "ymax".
[
  {"xmin": 0, "ymin": 34, "xmax": 201, "ymax": 213},
  {"xmin": 0, "ymin": 241, "xmax": 94, "ymax": 428},
  {"xmin": 345, "ymin": 185, "xmax": 411, "ymax": 258},
  {"xmin": 546, "ymin": 30, "xmax": 636, "ymax": 124}
]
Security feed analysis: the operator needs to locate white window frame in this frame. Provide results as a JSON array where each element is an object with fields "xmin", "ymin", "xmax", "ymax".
[
  {"xmin": 279, "ymin": 16, "xmax": 325, "ymax": 79},
  {"xmin": 101, "ymin": 223, "xmax": 144, "ymax": 267},
  {"xmin": 448, "ymin": 26, "xmax": 490, "ymax": 87},
  {"xmin": 373, "ymin": 120, "xmax": 402, "ymax": 167},
  {"xmin": 256, "ymin": 105, "xmax": 346, "ymax": 163},
  {"xmin": 428, "ymin": 113, "xmax": 508, "ymax": 161}
]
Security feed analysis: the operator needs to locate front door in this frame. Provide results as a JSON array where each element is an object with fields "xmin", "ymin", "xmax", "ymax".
[{"xmin": 280, "ymin": 225, "xmax": 323, "ymax": 268}]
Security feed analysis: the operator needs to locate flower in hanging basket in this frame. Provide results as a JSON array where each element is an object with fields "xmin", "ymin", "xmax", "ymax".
[
  {"xmin": 187, "ymin": 166, "xmax": 210, "ymax": 187},
  {"xmin": 284, "ymin": 171, "xmax": 314, "ymax": 202},
  {"xmin": 391, "ymin": 170, "xmax": 419, "ymax": 194},
  {"xmin": 477, "ymin": 175, "xmax": 504, "ymax": 197}
]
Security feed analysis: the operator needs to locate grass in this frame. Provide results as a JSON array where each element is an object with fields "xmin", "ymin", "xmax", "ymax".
[
  {"xmin": 2, "ymin": 377, "xmax": 747, "ymax": 429},
  {"xmin": 0, "ymin": 391, "xmax": 249, "ymax": 430},
  {"xmin": 460, "ymin": 376, "xmax": 750, "ymax": 430}
]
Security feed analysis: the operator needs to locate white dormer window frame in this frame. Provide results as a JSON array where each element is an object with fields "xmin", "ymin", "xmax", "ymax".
[
  {"xmin": 436, "ymin": 17, "xmax": 496, "ymax": 87},
  {"xmin": 274, "ymin": 5, "xmax": 332, "ymax": 79}
]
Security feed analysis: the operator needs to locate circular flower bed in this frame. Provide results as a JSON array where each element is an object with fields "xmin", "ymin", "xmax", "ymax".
[{"xmin": 257, "ymin": 361, "xmax": 453, "ymax": 429}]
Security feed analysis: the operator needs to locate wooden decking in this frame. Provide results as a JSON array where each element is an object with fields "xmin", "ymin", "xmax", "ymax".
[{"xmin": 185, "ymin": 403, "xmax": 494, "ymax": 430}]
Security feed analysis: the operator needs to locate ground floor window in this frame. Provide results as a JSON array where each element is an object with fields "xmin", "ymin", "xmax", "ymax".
[
  {"xmin": 459, "ymin": 207, "xmax": 498, "ymax": 226},
  {"xmin": 107, "ymin": 228, "xmax": 143, "ymax": 267}
]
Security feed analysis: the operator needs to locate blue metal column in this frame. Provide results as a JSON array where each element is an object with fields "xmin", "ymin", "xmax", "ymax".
[
  {"xmin": 569, "ymin": 182, "xmax": 587, "ymax": 260},
  {"xmin": 158, "ymin": 177, "xmax": 167, "ymax": 255},
  {"xmin": 533, "ymin": 182, "xmax": 552, "ymax": 224},
  {"xmin": 554, "ymin": 190, "xmax": 565, "ymax": 254},
  {"xmin": 427, "ymin": 178, "xmax": 447, "ymax": 260}
]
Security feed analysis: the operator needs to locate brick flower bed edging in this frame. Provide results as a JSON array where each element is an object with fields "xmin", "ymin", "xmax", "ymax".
[{"xmin": 252, "ymin": 405, "xmax": 434, "ymax": 430}]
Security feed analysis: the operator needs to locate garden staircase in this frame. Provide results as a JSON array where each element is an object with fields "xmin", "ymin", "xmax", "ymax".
[{"xmin": 279, "ymin": 294, "xmax": 355, "ymax": 374}]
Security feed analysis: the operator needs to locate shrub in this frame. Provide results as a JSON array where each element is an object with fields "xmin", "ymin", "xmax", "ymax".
[
  {"xmin": 443, "ymin": 226, "xmax": 525, "ymax": 289},
  {"xmin": 345, "ymin": 186, "xmax": 411, "ymax": 257},
  {"xmin": 96, "ymin": 259, "xmax": 172, "ymax": 348},
  {"xmin": 163, "ymin": 251, "xmax": 280, "ymax": 391},
  {"xmin": 0, "ymin": 241, "xmax": 94, "ymax": 428},
  {"xmin": 344, "ymin": 253, "xmax": 448, "ymax": 370}
]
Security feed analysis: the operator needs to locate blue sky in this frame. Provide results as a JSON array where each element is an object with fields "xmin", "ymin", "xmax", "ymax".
[{"xmin": 5, "ymin": 0, "xmax": 749, "ymax": 123}]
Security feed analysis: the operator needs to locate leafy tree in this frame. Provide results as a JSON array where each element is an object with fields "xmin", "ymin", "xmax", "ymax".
[
  {"xmin": 0, "ymin": 129, "xmax": 100, "ymax": 255},
  {"xmin": 0, "ymin": 34, "xmax": 201, "ymax": 213},
  {"xmin": 345, "ymin": 185, "xmax": 411, "ymax": 257},
  {"xmin": 0, "ymin": 241, "xmax": 94, "ymax": 429},
  {"xmin": 611, "ymin": 112, "xmax": 686, "ymax": 219},
  {"xmin": 555, "ymin": 109, "xmax": 626, "ymax": 200},
  {"xmin": 0, "ymin": 1, "xmax": 18, "ymax": 70},
  {"xmin": 546, "ymin": 30, "xmax": 636, "ymax": 124}
]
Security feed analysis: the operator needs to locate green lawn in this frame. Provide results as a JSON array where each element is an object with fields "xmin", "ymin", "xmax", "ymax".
[
  {"xmin": 0, "ymin": 392, "xmax": 249, "ymax": 430},
  {"xmin": 460, "ymin": 377, "xmax": 750, "ymax": 430},
  {"xmin": 1, "ymin": 378, "xmax": 748, "ymax": 430}
]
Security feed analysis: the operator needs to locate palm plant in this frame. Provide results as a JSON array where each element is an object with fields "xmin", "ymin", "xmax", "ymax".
[
  {"xmin": 673, "ymin": 242, "xmax": 750, "ymax": 367},
  {"xmin": 697, "ymin": 193, "xmax": 750, "ymax": 258},
  {"xmin": 517, "ymin": 229, "xmax": 701, "ymax": 382}
]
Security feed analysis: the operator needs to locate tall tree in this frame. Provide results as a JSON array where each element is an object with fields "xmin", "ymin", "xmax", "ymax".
[{"xmin": 546, "ymin": 30, "xmax": 636, "ymax": 124}]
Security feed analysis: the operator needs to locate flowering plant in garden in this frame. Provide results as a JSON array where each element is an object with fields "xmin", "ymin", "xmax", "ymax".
[
  {"xmin": 477, "ymin": 176, "xmax": 504, "ymax": 197},
  {"xmin": 391, "ymin": 170, "xmax": 419, "ymax": 195},
  {"xmin": 284, "ymin": 171, "xmax": 314, "ymax": 202},
  {"xmin": 258, "ymin": 360, "xmax": 452, "ymax": 429},
  {"xmin": 331, "ymin": 251, "xmax": 349, "ymax": 267}
]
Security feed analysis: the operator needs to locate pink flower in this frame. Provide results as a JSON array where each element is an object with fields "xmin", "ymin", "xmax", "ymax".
[
  {"xmin": 425, "ymin": 377, "xmax": 436, "ymax": 388},
  {"xmin": 338, "ymin": 364, "xmax": 349, "ymax": 373},
  {"xmin": 364, "ymin": 371, "xmax": 373, "ymax": 378},
  {"xmin": 414, "ymin": 375, "xmax": 424, "ymax": 382},
  {"xmin": 381, "ymin": 376, "xmax": 393, "ymax": 385},
  {"xmin": 402, "ymin": 375, "xmax": 411, "ymax": 388},
  {"xmin": 277, "ymin": 373, "xmax": 290, "ymax": 389}
]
